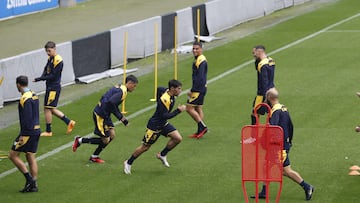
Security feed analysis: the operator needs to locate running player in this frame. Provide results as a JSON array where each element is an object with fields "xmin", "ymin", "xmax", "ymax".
[
  {"xmin": 9, "ymin": 75, "xmax": 40, "ymax": 193},
  {"xmin": 124, "ymin": 79, "xmax": 186, "ymax": 174},
  {"xmin": 34, "ymin": 41, "xmax": 75, "ymax": 136},
  {"xmin": 72, "ymin": 75, "xmax": 138, "ymax": 163}
]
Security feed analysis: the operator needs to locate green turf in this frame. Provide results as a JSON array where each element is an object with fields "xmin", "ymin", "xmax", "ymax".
[{"xmin": 1, "ymin": 0, "xmax": 360, "ymax": 202}]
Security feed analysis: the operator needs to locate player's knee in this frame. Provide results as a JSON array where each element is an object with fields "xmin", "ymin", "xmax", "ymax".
[
  {"xmin": 186, "ymin": 105, "xmax": 193, "ymax": 112},
  {"xmin": 102, "ymin": 137, "xmax": 110, "ymax": 144},
  {"xmin": 142, "ymin": 144, "xmax": 151, "ymax": 152}
]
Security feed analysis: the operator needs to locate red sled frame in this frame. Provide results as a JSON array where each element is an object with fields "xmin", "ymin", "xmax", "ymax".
[{"xmin": 241, "ymin": 103, "xmax": 284, "ymax": 203}]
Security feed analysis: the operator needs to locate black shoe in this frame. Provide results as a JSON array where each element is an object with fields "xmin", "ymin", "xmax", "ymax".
[
  {"xmin": 250, "ymin": 193, "xmax": 266, "ymax": 199},
  {"xmin": 305, "ymin": 185, "xmax": 314, "ymax": 201},
  {"xmin": 19, "ymin": 180, "xmax": 38, "ymax": 193}
]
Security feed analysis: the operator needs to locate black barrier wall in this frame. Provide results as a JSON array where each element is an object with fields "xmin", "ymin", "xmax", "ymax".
[
  {"xmin": 192, "ymin": 4, "xmax": 209, "ymax": 37},
  {"xmin": 161, "ymin": 12, "xmax": 177, "ymax": 51},
  {"xmin": 72, "ymin": 31, "xmax": 111, "ymax": 78}
]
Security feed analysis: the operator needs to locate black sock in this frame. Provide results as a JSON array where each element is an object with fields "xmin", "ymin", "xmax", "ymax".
[
  {"xmin": 61, "ymin": 115, "xmax": 70, "ymax": 125},
  {"xmin": 197, "ymin": 121, "xmax": 207, "ymax": 133},
  {"xmin": 93, "ymin": 142, "xmax": 107, "ymax": 156},
  {"xmin": 160, "ymin": 147, "xmax": 171, "ymax": 156},
  {"xmin": 82, "ymin": 138, "xmax": 102, "ymax": 145},
  {"xmin": 23, "ymin": 172, "xmax": 33, "ymax": 182},
  {"xmin": 127, "ymin": 155, "xmax": 137, "ymax": 165},
  {"xmin": 46, "ymin": 123, "xmax": 52, "ymax": 132},
  {"xmin": 251, "ymin": 115, "xmax": 256, "ymax": 125},
  {"xmin": 260, "ymin": 185, "xmax": 266, "ymax": 194},
  {"xmin": 300, "ymin": 180, "xmax": 310, "ymax": 190}
]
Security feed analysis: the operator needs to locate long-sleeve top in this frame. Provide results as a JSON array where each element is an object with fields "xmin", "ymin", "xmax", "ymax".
[{"xmin": 94, "ymin": 85, "xmax": 127, "ymax": 121}]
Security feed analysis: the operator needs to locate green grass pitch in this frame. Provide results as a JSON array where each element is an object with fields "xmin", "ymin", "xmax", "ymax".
[{"xmin": 1, "ymin": 0, "xmax": 360, "ymax": 202}]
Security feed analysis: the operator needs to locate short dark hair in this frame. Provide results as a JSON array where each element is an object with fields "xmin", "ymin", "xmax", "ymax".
[
  {"xmin": 168, "ymin": 79, "xmax": 182, "ymax": 89},
  {"xmin": 44, "ymin": 41, "xmax": 56, "ymax": 49},
  {"xmin": 16, "ymin": 75, "xmax": 28, "ymax": 86},
  {"xmin": 193, "ymin": 41, "xmax": 202, "ymax": 48},
  {"xmin": 255, "ymin": 45, "xmax": 265, "ymax": 51},
  {"xmin": 125, "ymin": 75, "xmax": 138, "ymax": 84}
]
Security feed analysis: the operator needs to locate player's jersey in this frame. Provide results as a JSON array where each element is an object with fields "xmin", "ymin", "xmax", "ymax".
[
  {"xmin": 36, "ymin": 54, "xmax": 64, "ymax": 87},
  {"xmin": 94, "ymin": 85, "xmax": 127, "ymax": 121},
  {"xmin": 270, "ymin": 103, "xmax": 293, "ymax": 151},
  {"xmin": 18, "ymin": 90, "xmax": 40, "ymax": 136},
  {"xmin": 147, "ymin": 87, "xmax": 181, "ymax": 130},
  {"xmin": 257, "ymin": 56, "xmax": 275, "ymax": 96},
  {"xmin": 191, "ymin": 54, "xmax": 208, "ymax": 93}
]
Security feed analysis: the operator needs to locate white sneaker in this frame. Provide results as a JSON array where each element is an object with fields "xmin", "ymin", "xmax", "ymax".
[
  {"xmin": 156, "ymin": 153, "xmax": 170, "ymax": 168},
  {"xmin": 123, "ymin": 160, "xmax": 132, "ymax": 175}
]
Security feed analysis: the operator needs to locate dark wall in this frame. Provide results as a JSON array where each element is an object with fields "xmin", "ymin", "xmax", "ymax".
[
  {"xmin": 72, "ymin": 31, "xmax": 111, "ymax": 78},
  {"xmin": 192, "ymin": 4, "xmax": 209, "ymax": 37},
  {"xmin": 161, "ymin": 12, "xmax": 177, "ymax": 51}
]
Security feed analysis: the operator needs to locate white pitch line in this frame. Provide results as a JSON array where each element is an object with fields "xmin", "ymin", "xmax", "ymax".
[
  {"xmin": 1, "ymin": 12, "xmax": 359, "ymax": 179},
  {"xmin": 325, "ymin": 30, "xmax": 360, "ymax": 32}
]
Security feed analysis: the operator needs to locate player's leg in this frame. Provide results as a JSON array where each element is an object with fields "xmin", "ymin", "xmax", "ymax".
[
  {"xmin": 9, "ymin": 150, "xmax": 36, "ymax": 192},
  {"xmin": 25, "ymin": 152, "xmax": 38, "ymax": 180},
  {"xmin": 50, "ymin": 88, "xmax": 75, "ymax": 134},
  {"xmin": 124, "ymin": 129, "xmax": 160, "ymax": 174},
  {"xmin": 195, "ymin": 105, "xmax": 204, "ymax": 120},
  {"xmin": 124, "ymin": 144, "xmax": 152, "ymax": 175},
  {"xmin": 187, "ymin": 92, "xmax": 207, "ymax": 138},
  {"xmin": 156, "ymin": 124, "xmax": 182, "ymax": 167},
  {"xmin": 283, "ymin": 151, "xmax": 314, "ymax": 201},
  {"xmin": 9, "ymin": 134, "xmax": 38, "ymax": 193},
  {"xmin": 9, "ymin": 150, "xmax": 29, "ymax": 175},
  {"xmin": 283, "ymin": 166, "xmax": 314, "ymax": 200}
]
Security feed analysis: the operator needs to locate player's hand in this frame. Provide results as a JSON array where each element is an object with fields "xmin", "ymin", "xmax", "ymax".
[
  {"xmin": 187, "ymin": 91, "xmax": 192, "ymax": 97},
  {"xmin": 33, "ymin": 78, "xmax": 40, "ymax": 82},
  {"xmin": 121, "ymin": 117, "xmax": 129, "ymax": 126},
  {"xmin": 177, "ymin": 105, "xmax": 186, "ymax": 112}
]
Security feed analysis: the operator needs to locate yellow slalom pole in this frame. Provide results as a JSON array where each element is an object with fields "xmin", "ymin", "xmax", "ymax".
[
  {"xmin": 150, "ymin": 23, "xmax": 158, "ymax": 101},
  {"xmin": 0, "ymin": 76, "xmax": 3, "ymax": 86},
  {"xmin": 121, "ymin": 31, "xmax": 128, "ymax": 114},
  {"xmin": 197, "ymin": 8, "xmax": 200, "ymax": 42},
  {"xmin": 174, "ymin": 15, "xmax": 178, "ymax": 80}
]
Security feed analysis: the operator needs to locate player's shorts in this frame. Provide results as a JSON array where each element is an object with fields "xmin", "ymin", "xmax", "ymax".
[
  {"xmin": 281, "ymin": 150, "xmax": 290, "ymax": 167},
  {"xmin": 187, "ymin": 90, "xmax": 206, "ymax": 106},
  {"xmin": 93, "ymin": 112, "xmax": 114, "ymax": 137},
  {"xmin": 252, "ymin": 95, "xmax": 267, "ymax": 115},
  {"xmin": 11, "ymin": 131, "xmax": 40, "ymax": 153},
  {"xmin": 44, "ymin": 86, "xmax": 61, "ymax": 108},
  {"xmin": 142, "ymin": 123, "xmax": 176, "ymax": 145}
]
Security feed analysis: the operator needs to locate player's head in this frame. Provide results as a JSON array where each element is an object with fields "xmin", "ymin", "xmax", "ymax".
[
  {"xmin": 44, "ymin": 41, "xmax": 57, "ymax": 57},
  {"xmin": 252, "ymin": 47, "xmax": 257, "ymax": 58},
  {"xmin": 254, "ymin": 45, "xmax": 266, "ymax": 59},
  {"xmin": 125, "ymin": 75, "xmax": 138, "ymax": 92},
  {"xmin": 192, "ymin": 41, "xmax": 203, "ymax": 57},
  {"xmin": 168, "ymin": 79, "xmax": 182, "ymax": 96},
  {"xmin": 265, "ymin": 88, "xmax": 279, "ymax": 106},
  {"xmin": 16, "ymin": 75, "xmax": 28, "ymax": 93}
]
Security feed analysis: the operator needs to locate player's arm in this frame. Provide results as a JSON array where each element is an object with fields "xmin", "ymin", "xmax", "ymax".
[
  {"xmin": 21, "ymin": 99, "xmax": 35, "ymax": 133},
  {"xmin": 191, "ymin": 61, "xmax": 207, "ymax": 92},
  {"xmin": 108, "ymin": 91, "xmax": 128, "ymax": 126},
  {"xmin": 33, "ymin": 65, "xmax": 47, "ymax": 82},
  {"xmin": 158, "ymin": 101, "xmax": 184, "ymax": 120},
  {"xmin": 269, "ymin": 110, "xmax": 280, "ymax": 126},
  {"xmin": 288, "ymin": 117, "xmax": 294, "ymax": 145},
  {"xmin": 259, "ymin": 65, "xmax": 270, "ymax": 96},
  {"xmin": 35, "ymin": 62, "xmax": 63, "ymax": 82}
]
